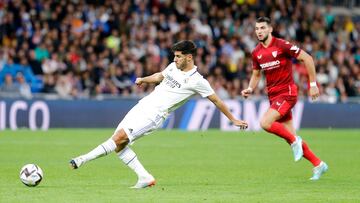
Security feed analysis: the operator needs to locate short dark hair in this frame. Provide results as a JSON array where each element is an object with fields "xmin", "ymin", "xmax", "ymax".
[
  {"xmin": 171, "ymin": 40, "xmax": 197, "ymax": 57},
  {"xmin": 256, "ymin": 17, "xmax": 271, "ymax": 25}
]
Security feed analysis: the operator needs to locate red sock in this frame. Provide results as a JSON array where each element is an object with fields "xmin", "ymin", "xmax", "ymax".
[
  {"xmin": 266, "ymin": 122, "xmax": 296, "ymax": 144},
  {"xmin": 302, "ymin": 140, "xmax": 321, "ymax": 166}
]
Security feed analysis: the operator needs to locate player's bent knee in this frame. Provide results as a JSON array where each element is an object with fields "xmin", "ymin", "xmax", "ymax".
[
  {"xmin": 112, "ymin": 129, "xmax": 130, "ymax": 147},
  {"xmin": 260, "ymin": 119, "xmax": 272, "ymax": 131}
]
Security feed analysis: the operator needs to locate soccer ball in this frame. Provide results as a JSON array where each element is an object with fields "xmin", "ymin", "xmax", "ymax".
[{"xmin": 19, "ymin": 164, "xmax": 43, "ymax": 187}]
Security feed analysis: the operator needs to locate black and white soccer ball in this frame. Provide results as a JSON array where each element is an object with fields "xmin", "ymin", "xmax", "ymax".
[{"xmin": 19, "ymin": 164, "xmax": 43, "ymax": 187}]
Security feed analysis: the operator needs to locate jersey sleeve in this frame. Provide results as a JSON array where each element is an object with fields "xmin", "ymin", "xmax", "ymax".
[
  {"xmin": 194, "ymin": 77, "xmax": 215, "ymax": 98},
  {"xmin": 278, "ymin": 39, "xmax": 301, "ymax": 58},
  {"xmin": 252, "ymin": 52, "xmax": 261, "ymax": 70}
]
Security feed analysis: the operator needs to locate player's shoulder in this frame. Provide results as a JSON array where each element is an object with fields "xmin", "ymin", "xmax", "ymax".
[
  {"xmin": 190, "ymin": 68, "xmax": 204, "ymax": 79},
  {"xmin": 188, "ymin": 68, "xmax": 208, "ymax": 85},
  {"xmin": 163, "ymin": 62, "xmax": 177, "ymax": 73},
  {"xmin": 273, "ymin": 37, "xmax": 301, "ymax": 54},
  {"xmin": 273, "ymin": 37, "xmax": 291, "ymax": 46},
  {"xmin": 167, "ymin": 62, "xmax": 177, "ymax": 70},
  {"xmin": 189, "ymin": 70, "xmax": 211, "ymax": 89}
]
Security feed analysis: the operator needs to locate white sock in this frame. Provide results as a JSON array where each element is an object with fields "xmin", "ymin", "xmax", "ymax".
[
  {"xmin": 82, "ymin": 139, "xmax": 117, "ymax": 162},
  {"xmin": 118, "ymin": 146, "xmax": 151, "ymax": 179}
]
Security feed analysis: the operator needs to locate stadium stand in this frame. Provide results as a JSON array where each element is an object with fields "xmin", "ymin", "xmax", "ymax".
[{"xmin": 0, "ymin": 0, "xmax": 359, "ymax": 103}]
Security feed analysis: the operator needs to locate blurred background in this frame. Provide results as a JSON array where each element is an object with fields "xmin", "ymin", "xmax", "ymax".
[{"xmin": 0, "ymin": 0, "xmax": 359, "ymax": 130}]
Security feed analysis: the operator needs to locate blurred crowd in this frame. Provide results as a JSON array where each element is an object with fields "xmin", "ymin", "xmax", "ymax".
[{"xmin": 0, "ymin": 0, "xmax": 359, "ymax": 103}]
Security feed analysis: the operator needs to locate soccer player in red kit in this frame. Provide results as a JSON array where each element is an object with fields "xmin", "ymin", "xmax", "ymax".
[{"xmin": 241, "ymin": 17, "xmax": 328, "ymax": 180}]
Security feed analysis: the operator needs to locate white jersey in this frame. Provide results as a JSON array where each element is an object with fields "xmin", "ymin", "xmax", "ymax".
[
  {"xmin": 138, "ymin": 62, "xmax": 214, "ymax": 117},
  {"xmin": 115, "ymin": 62, "xmax": 214, "ymax": 142}
]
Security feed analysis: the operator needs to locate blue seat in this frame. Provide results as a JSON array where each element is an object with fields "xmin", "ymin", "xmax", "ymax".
[{"xmin": 0, "ymin": 63, "xmax": 44, "ymax": 92}]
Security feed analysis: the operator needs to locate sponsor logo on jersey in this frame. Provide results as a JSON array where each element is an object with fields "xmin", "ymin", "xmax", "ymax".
[
  {"xmin": 259, "ymin": 60, "xmax": 280, "ymax": 69},
  {"xmin": 164, "ymin": 74, "xmax": 181, "ymax": 88}
]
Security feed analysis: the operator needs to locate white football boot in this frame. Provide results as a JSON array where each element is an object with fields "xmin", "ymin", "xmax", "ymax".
[
  {"xmin": 290, "ymin": 136, "xmax": 303, "ymax": 162},
  {"xmin": 130, "ymin": 175, "xmax": 156, "ymax": 189},
  {"xmin": 70, "ymin": 156, "xmax": 86, "ymax": 169},
  {"xmin": 310, "ymin": 161, "xmax": 328, "ymax": 181}
]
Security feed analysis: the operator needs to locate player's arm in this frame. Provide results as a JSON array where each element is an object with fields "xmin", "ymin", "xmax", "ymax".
[
  {"xmin": 135, "ymin": 72, "xmax": 164, "ymax": 86},
  {"xmin": 207, "ymin": 93, "xmax": 248, "ymax": 129},
  {"xmin": 241, "ymin": 69, "xmax": 261, "ymax": 98},
  {"xmin": 296, "ymin": 50, "xmax": 320, "ymax": 100}
]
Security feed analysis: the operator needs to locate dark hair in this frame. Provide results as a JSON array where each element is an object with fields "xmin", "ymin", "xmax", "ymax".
[
  {"xmin": 256, "ymin": 17, "xmax": 271, "ymax": 25},
  {"xmin": 171, "ymin": 40, "xmax": 197, "ymax": 58}
]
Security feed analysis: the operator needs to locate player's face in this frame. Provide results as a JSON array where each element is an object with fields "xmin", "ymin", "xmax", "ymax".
[
  {"xmin": 255, "ymin": 22, "xmax": 272, "ymax": 42},
  {"xmin": 173, "ymin": 51, "xmax": 189, "ymax": 70}
]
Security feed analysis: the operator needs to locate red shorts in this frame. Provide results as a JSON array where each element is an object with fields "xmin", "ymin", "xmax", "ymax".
[{"xmin": 269, "ymin": 95, "xmax": 297, "ymax": 122}]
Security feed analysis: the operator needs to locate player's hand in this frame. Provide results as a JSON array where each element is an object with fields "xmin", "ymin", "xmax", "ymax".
[
  {"xmin": 232, "ymin": 119, "xmax": 248, "ymax": 130},
  {"xmin": 135, "ymin": 78, "xmax": 143, "ymax": 86},
  {"xmin": 309, "ymin": 86, "xmax": 320, "ymax": 101},
  {"xmin": 241, "ymin": 87, "xmax": 253, "ymax": 99}
]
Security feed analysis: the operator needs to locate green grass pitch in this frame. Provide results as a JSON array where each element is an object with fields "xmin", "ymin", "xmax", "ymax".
[{"xmin": 0, "ymin": 129, "xmax": 359, "ymax": 202}]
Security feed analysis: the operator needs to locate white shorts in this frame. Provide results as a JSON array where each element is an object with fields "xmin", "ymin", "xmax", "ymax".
[{"xmin": 113, "ymin": 104, "xmax": 166, "ymax": 143}]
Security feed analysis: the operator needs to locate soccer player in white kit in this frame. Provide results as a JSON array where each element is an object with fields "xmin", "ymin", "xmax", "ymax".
[{"xmin": 70, "ymin": 40, "xmax": 248, "ymax": 188}]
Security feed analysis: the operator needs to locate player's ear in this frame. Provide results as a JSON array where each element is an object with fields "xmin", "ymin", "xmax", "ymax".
[
  {"xmin": 187, "ymin": 54, "xmax": 193, "ymax": 62},
  {"xmin": 269, "ymin": 25, "xmax": 273, "ymax": 33}
]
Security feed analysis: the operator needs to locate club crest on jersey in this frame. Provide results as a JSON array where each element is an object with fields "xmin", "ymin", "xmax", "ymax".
[{"xmin": 272, "ymin": 51, "xmax": 277, "ymax": 58}]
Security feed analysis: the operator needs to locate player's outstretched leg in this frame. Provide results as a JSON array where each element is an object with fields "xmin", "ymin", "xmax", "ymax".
[
  {"xmin": 70, "ymin": 138, "xmax": 117, "ymax": 169},
  {"xmin": 117, "ymin": 146, "xmax": 156, "ymax": 189}
]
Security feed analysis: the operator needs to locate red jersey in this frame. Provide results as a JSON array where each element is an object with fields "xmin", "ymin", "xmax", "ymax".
[{"xmin": 252, "ymin": 37, "xmax": 301, "ymax": 97}]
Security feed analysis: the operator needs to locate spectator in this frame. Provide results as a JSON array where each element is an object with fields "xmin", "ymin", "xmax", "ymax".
[
  {"xmin": 42, "ymin": 74, "xmax": 56, "ymax": 94},
  {"xmin": 0, "ymin": 73, "xmax": 19, "ymax": 94},
  {"xmin": 16, "ymin": 72, "xmax": 32, "ymax": 99},
  {"xmin": 55, "ymin": 75, "xmax": 73, "ymax": 99},
  {"xmin": 0, "ymin": 0, "xmax": 358, "ymax": 102}
]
